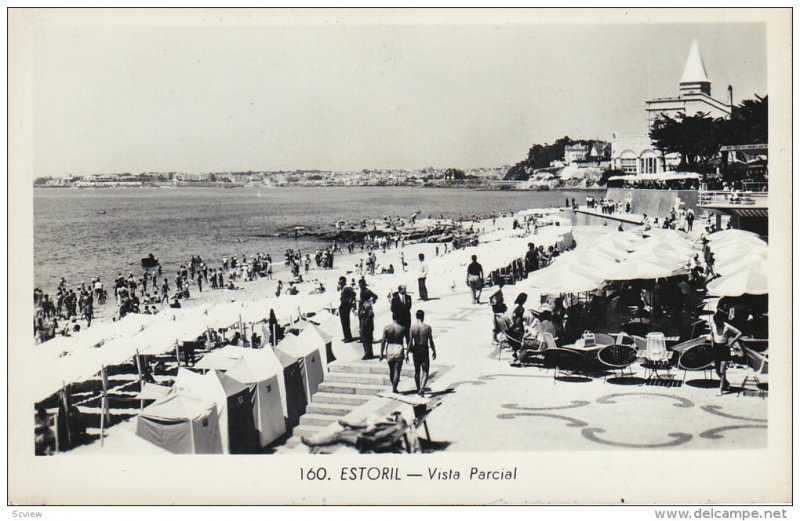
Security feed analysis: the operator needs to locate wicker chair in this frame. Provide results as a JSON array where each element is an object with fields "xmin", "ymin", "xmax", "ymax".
[
  {"xmin": 542, "ymin": 348, "xmax": 585, "ymax": 384},
  {"xmin": 676, "ymin": 342, "xmax": 715, "ymax": 384},
  {"xmin": 597, "ymin": 344, "xmax": 639, "ymax": 381}
]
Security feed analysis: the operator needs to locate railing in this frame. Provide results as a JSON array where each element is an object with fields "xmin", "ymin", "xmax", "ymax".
[{"xmin": 698, "ymin": 190, "xmax": 769, "ymax": 207}]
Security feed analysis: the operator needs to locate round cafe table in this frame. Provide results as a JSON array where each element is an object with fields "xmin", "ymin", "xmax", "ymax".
[{"xmin": 564, "ymin": 337, "xmax": 613, "ymax": 367}]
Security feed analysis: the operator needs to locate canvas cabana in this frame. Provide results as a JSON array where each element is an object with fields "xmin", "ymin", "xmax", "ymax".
[
  {"xmin": 195, "ymin": 346, "xmax": 286, "ymax": 447},
  {"xmin": 297, "ymin": 323, "xmax": 336, "ymax": 369},
  {"xmin": 174, "ymin": 368, "xmax": 258, "ymax": 454},
  {"xmin": 275, "ymin": 333, "xmax": 324, "ymax": 401},
  {"xmin": 135, "ymin": 388, "xmax": 222, "ymax": 454}
]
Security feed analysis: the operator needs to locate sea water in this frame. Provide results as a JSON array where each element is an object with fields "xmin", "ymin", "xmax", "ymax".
[{"xmin": 34, "ymin": 186, "xmax": 602, "ymax": 292}]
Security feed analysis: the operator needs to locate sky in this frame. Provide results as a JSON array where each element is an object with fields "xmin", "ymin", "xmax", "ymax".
[{"xmin": 30, "ymin": 18, "xmax": 766, "ymax": 175}]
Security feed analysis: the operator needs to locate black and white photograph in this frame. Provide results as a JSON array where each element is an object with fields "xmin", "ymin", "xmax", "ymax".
[{"xmin": 7, "ymin": 7, "xmax": 792, "ymax": 507}]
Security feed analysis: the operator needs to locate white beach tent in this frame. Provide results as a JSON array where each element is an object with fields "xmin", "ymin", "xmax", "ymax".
[
  {"xmin": 275, "ymin": 333, "xmax": 325, "ymax": 403},
  {"xmin": 297, "ymin": 323, "xmax": 336, "ymax": 370},
  {"xmin": 135, "ymin": 388, "xmax": 223, "ymax": 454},
  {"xmin": 173, "ymin": 368, "xmax": 258, "ymax": 454},
  {"xmin": 195, "ymin": 346, "xmax": 287, "ymax": 447},
  {"xmin": 313, "ymin": 309, "xmax": 343, "ymax": 340}
]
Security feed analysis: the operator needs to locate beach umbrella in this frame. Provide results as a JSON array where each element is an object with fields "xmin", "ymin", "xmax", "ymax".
[
  {"xmin": 709, "ymin": 236, "xmax": 768, "ymax": 257},
  {"xmin": 707, "ymin": 229, "xmax": 761, "ymax": 243},
  {"xmin": 712, "ymin": 244, "xmax": 768, "ymax": 264},
  {"xmin": 623, "ymin": 247, "xmax": 690, "ymax": 266},
  {"xmin": 604, "ymin": 255, "xmax": 689, "ymax": 281},
  {"xmin": 707, "ymin": 266, "xmax": 768, "ymax": 297},
  {"xmin": 714, "ymin": 256, "xmax": 768, "ymax": 276},
  {"xmin": 529, "ymin": 264, "xmax": 602, "ymax": 294},
  {"xmin": 634, "ymin": 235, "xmax": 696, "ymax": 257}
]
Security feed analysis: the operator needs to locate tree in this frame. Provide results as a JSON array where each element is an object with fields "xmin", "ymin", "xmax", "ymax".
[
  {"xmin": 444, "ymin": 168, "xmax": 465, "ymax": 180},
  {"xmin": 649, "ymin": 95, "xmax": 768, "ymax": 172},
  {"xmin": 649, "ymin": 112, "xmax": 719, "ymax": 170},
  {"xmin": 726, "ymin": 94, "xmax": 768, "ymax": 145}
]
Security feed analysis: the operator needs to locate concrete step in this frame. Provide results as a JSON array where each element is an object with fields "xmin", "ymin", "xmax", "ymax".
[
  {"xmin": 299, "ymin": 413, "xmax": 340, "ymax": 428},
  {"xmin": 312, "ymin": 392, "xmax": 373, "ymax": 406},
  {"xmin": 318, "ymin": 381, "xmax": 387, "ymax": 396},
  {"xmin": 284, "ymin": 437, "xmax": 303, "ymax": 450},
  {"xmin": 325, "ymin": 372, "xmax": 392, "ymax": 386},
  {"xmin": 329, "ymin": 361, "xmax": 415, "ymax": 377},
  {"xmin": 289, "ymin": 424, "xmax": 322, "ymax": 439},
  {"xmin": 306, "ymin": 402, "xmax": 358, "ymax": 416}
]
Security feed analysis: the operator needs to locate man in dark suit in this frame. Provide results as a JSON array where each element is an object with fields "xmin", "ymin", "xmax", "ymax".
[
  {"xmin": 390, "ymin": 285, "xmax": 412, "ymax": 332},
  {"xmin": 338, "ymin": 276, "xmax": 356, "ymax": 343}
]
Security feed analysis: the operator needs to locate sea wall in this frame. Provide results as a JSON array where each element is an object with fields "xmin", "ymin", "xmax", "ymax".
[{"xmin": 604, "ymin": 188, "xmax": 699, "ymax": 218}]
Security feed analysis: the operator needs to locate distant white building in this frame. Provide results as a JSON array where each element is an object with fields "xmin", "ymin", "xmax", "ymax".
[
  {"xmin": 610, "ymin": 134, "xmax": 671, "ymax": 174},
  {"xmin": 564, "ymin": 144, "xmax": 588, "ymax": 164},
  {"xmin": 611, "ymin": 40, "xmax": 731, "ymax": 174}
]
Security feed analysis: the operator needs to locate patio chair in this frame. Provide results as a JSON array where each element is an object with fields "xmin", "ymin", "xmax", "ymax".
[
  {"xmin": 541, "ymin": 348, "xmax": 585, "ymax": 384},
  {"xmin": 501, "ymin": 331, "xmax": 523, "ymax": 362},
  {"xmin": 641, "ymin": 332, "xmax": 673, "ymax": 383},
  {"xmin": 676, "ymin": 342, "xmax": 715, "ymax": 384},
  {"xmin": 736, "ymin": 347, "xmax": 768, "ymax": 398},
  {"xmin": 597, "ymin": 344, "xmax": 639, "ymax": 382},
  {"xmin": 623, "ymin": 320, "xmax": 651, "ymax": 337},
  {"xmin": 542, "ymin": 332, "xmax": 559, "ymax": 350}
]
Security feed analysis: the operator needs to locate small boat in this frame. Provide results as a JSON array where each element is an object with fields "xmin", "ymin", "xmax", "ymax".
[{"xmin": 141, "ymin": 254, "xmax": 159, "ymax": 269}]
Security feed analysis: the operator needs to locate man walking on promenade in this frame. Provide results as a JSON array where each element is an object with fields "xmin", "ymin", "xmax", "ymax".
[
  {"xmin": 380, "ymin": 317, "xmax": 409, "ymax": 394},
  {"xmin": 338, "ymin": 276, "xmax": 356, "ymax": 343},
  {"xmin": 417, "ymin": 253, "xmax": 429, "ymax": 301},
  {"xmin": 408, "ymin": 310, "xmax": 436, "ymax": 397},
  {"xmin": 466, "ymin": 255, "xmax": 485, "ymax": 304}
]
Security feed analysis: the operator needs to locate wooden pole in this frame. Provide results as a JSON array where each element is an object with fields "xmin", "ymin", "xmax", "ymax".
[
  {"xmin": 134, "ymin": 349, "xmax": 143, "ymax": 411},
  {"xmin": 53, "ymin": 409, "xmax": 60, "ymax": 454},
  {"xmin": 61, "ymin": 382, "xmax": 72, "ymax": 449},
  {"xmin": 99, "ymin": 366, "xmax": 108, "ymax": 447},
  {"xmin": 175, "ymin": 340, "xmax": 181, "ymax": 368}
]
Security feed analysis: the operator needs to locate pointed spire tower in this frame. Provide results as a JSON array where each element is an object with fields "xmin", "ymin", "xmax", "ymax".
[{"xmin": 679, "ymin": 40, "xmax": 711, "ymax": 97}]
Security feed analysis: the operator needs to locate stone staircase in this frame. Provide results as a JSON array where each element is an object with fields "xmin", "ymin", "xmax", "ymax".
[{"xmin": 279, "ymin": 359, "xmax": 426, "ymax": 451}]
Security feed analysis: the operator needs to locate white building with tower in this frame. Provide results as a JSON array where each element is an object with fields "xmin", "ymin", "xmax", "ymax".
[{"xmin": 611, "ymin": 40, "xmax": 734, "ymax": 174}]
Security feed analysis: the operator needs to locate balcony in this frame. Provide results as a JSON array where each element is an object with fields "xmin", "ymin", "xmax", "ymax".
[{"xmin": 698, "ymin": 189, "xmax": 768, "ymax": 209}]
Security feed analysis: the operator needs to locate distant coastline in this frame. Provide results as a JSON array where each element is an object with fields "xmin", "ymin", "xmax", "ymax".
[{"xmin": 34, "ymin": 181, "xmax": 606, "ymax": 192}]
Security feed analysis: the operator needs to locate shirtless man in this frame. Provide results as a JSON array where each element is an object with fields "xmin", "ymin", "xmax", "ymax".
[
  {"xmin": 408, "ymin": 310, "xmax": 436, "ymax": 396},
  {"xmin": 380, "ymin": 317, "xmax": 409, "ymax": 393}
]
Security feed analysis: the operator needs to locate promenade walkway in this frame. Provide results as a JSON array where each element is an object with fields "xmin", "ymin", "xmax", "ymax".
[{"xmin": 279, "ymin": 271, "xmax": 766, "ymax": 453}]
